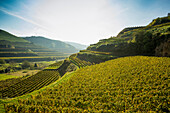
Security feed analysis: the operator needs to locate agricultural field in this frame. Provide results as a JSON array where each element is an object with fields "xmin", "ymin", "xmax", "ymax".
[
  {"xmin": 0, "ymin": 70, "xmax": 60, "ymax": 98},
  {"xmin": 3, "ymin": 56, "xmax": 169, "ymax": 112},
  {"xmin": 0, "ymin": 77, "xmax": 23, "ymax": 91},
  {"xmin": 0, "ymin": 59, "xmax": 57, "ymax": 75},
  {"xmin": 5, "ymin": 70, "xmax": 40, "ymax": 77},
  {"xmin": 69, "ymin": 54, "xmax": 92, "ymax": 68},
  {"xmin": 45, "ymin": 60, "xmax": 64, "ymax": 69},
  {"xmin": 0, "ymin": 60, "xmax": 65, "ymax": 98}
]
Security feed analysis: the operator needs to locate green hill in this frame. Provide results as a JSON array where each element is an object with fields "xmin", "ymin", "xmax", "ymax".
[
  {"xmin": 4, "ymin": 56, "xmax": 169, "ymax": 112},
  {"xmin": 0, "ymin": 30, "xmax": 29, "ymax": 43},
  {"xmin": 24, "ymin": 36, "xmax": 78, "ymax": 53},
  {"xmin": 0, "ymin": 29, "xmax": 66, "ymax": 62},
  {"xmin": 76, "ymin": 16, "xmax": 170, "ymax": 63},
  {"xmin": 147, "ymin": 16, "xmax": 170, "ymax": 27}
]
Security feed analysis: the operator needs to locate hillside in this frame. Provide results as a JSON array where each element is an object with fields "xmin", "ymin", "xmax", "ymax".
[
  {"xmin": 75, "ymin": 16, "xmax": 170, "ymax": 63},
  {"xmin": 0, "ymin": 30, "xmax": 29, "ymax": 43},
  {"xmin": 0, "ymin": 30, "xmax": 66, "ymax": 62},
  {"xmin": 4, "ymin": 56, "xmax": 170, "ymax": 112},
  {"xmin": 147, "ymin": 16, "xmax": 170, "ymax": 26},
  {"xmin": 24, "ymin": 36, "xmax": 78, "ymax": 53}
]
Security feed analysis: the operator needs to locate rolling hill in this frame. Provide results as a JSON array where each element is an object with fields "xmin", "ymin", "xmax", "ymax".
[
  {"xmin": 24, "ymin": 36, "xmax": 79, "ymax": 53},
  {"xmin": 0, "ymin": 29, "xmax": 66, "ymax": 62},
  {"xmin": 0, "ymin": 30, "xmax": 29, "ymax": 43}
]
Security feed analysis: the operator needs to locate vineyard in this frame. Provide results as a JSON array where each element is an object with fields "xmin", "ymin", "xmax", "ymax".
[
  {"xmin": 45, "ymin": 60, "xmax": 64, "ymax": 69},
  {"xmin": 4, "ymin": 56, "xmax": 170, "ymax": 112},
  {"xmin": 69, "ymin": 54, "xmax": 92, "ymax": 68},
  {"xmin": 0, "ymin": 70, "xmax": 60, "ymax": 98},
  {"xmin": 0, "ymin": 77, "xmax": 23, "ymax": 90}
]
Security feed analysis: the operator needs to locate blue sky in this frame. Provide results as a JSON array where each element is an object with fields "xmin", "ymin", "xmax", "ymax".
[{"xmin": 0, "ymin": 0, "xmax": 170, "ymax": 45}]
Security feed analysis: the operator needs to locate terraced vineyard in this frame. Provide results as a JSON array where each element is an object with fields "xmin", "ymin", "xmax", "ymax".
[
  {"xmin": 0, "ymin": 70, "xmax": 60, "ymax": 98},
  {"xmin": 69, "ymin": 54, "xmax": 92, "ymax": 68},
  {"xmin": 4, "ymin": 56, "xmax": 170, "ymax": 112},
  {"xmin": 45, "ymin": 60, "xmax": 64, "ymax": 69}
]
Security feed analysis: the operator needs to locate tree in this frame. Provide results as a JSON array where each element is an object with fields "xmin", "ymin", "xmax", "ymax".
[
  {"xmin": 21, "ymin": 60, "xmax": 30, "ymax": 69},
  {"xmin": 34, "ymin": 63, "xmax": 39, "ymax": 68},
  {"xmin": 0, "ymin": 59, "xmax": 6, "ymax": 64},
  {"xmin": 134, "ymin": 30, "xmax": 154, "ymax": 55}
]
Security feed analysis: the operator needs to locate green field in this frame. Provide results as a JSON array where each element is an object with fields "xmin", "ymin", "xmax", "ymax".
[{"xmin": 0, "ymin": 74, "xmax": 18, "ymax": 81}]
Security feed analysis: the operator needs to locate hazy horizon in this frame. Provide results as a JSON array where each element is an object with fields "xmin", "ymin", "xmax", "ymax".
[{"xmin": 0, "ymin": 0, "xmax": 170, "ymax": 45}]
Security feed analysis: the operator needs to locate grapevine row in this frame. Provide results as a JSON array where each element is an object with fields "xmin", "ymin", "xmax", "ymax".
[
  {"xmin": 0, "ymin": 70, "xmax": 60, "ymax": 98},
  {"xmin": 69, "ymin": 55, "xmax": 91, "ymax": 68},
  {"xmin": 4, "ymin": 56, "xmax": 170, "ymax": 112}
]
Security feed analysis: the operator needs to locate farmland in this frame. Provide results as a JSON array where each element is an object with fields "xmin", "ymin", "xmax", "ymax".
[{"xmin": 3, "ymin": 56, "xmax": 169, "ymax": 112}]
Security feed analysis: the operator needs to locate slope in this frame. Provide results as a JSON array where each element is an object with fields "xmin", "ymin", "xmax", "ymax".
[
  {"xmin": 0, "ymin": 29, "xmax": 66, "ymax": 62},
  {"xmin": 24, "ymin": 36, "xmax": 78, "ymax": 53},
  {"xmin": 0, "ymin": 29, "xmax": 29, "ymax": 43},
  {"xmin": 4, "ymin": 56, "xmax": 170, "ymax": 112},
  {"xmin": 76, "ymin": 16, "xmax": 170, "ymax": 63}
]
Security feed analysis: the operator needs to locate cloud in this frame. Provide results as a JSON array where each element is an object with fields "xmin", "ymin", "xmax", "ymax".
[{"xmin": 0, "ymin": 7, "xmax": 46, "ymax": 29}]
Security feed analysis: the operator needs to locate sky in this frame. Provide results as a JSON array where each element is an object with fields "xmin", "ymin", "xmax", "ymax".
[{"xmin": 0, "ymin": 0, "xmax": 170, "ymax": 45}]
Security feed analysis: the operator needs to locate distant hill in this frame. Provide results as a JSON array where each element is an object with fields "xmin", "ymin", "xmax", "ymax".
[
  {"xmin": 24, "ymin": 36, "xmax": 78, "ymax": 53},
  {"xmin": 65, "ymin": 41, "xmax": 87, "ymax": 50},
  {"xmin": 0, "ymin": 29, "xmax": 29, "ymax": 43},
  {"xmin": 74, "ymin": 16, "xmax": 170, "ymax": 63},
  {"xmin": 0, "ymin": 29, "xmax": 66, "ymax": 62}
]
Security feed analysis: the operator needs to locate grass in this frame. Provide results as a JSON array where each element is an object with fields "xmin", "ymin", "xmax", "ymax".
[{"xmin": 0, "ymin": 74, "xmax": 18, "ymax": 81}]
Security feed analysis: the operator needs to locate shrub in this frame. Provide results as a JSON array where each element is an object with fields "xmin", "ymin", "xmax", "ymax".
[
  {"xmin": 21, "ymin": 60, "xmax": 30, "ymax": 69},
  {"xmin": 0, "ymin": 59, "xmax": 6, "ymax": 64}
]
